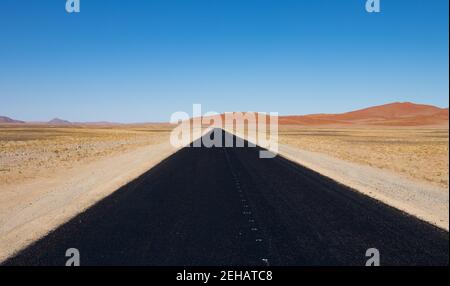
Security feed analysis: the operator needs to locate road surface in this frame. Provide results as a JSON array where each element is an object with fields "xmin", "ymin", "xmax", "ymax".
[{"xmin": 4, "ymin": 130, "xmax": 449, "ymax": 266}]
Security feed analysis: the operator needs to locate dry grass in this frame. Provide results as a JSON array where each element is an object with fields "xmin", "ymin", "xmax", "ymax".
[
  {"xmin": 278, "ymin": 127, "xmax": 449, "ymax": 189},
  {"xmin": 0, "ymin": 125, "xmax": 172, "ymax": 186},
  {"xmin": 2, "ymin": 124, "xmax": 448, "ymax": 190}
]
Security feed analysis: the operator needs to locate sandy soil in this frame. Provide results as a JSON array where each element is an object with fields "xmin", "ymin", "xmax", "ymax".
[
  {"xmin": 0, "ymin": 125, "xmax": 172, "ymax": 186},
  {"xmin": 0, "ymin": 124, "xmax": 448, "ymax": 261},
  {"xmin": 0, "ymin": 126, "xmax": 210, "ymax": 263},
  {"xmin": 278, "ymin": 127, "xmax": 449, "ymax": 189},
  {"xmin": 0, "ymin": 125, "xmax": 173, "ymax": 262},
  {"xmin": 279, "ymin": 144, "xmax": 449, "ymax": 231}
]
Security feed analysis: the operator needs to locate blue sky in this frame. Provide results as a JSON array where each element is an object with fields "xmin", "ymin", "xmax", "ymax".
[{"xmin": 0, "ymin": 0, "xmax": 448, "ymax": 122}]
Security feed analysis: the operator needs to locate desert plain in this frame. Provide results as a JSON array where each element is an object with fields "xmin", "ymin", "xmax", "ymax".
[
  {"xmin": 1, "ymin": 124, "xmax": 448, "ymax": 190},
  {"xmin": 0, "ymin": 124, "xmax": 172, "ymax": 187},
  {"xmin": 0, "ymin": 102, "xmax": 449, "ymax": 262},
  {"xmin": 279, "ymin": 126, "xmax": 449, "ymax": 189}
]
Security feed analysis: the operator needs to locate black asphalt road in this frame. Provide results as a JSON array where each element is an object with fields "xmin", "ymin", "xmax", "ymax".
[{"xmin": 4, "ymin": 130, "xmax": 449, "ymax": 266}]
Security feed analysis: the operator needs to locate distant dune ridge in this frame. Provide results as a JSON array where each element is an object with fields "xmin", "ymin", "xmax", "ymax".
[
  {"xmin": 278, "ymin": 102, "xmax": 449, "ymax": 126},
  {"xmin": 202, "ymin": 102, "xmax": 449, "ymax": 127},
  {"xmin": 1, "ymin": 102, "xmax": 449, "ymax": 126}
]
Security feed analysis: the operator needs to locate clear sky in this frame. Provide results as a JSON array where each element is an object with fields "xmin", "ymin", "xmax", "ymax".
[{"xmin": 1, "ymin": 0, "xmax": 448, "ymax": 122}]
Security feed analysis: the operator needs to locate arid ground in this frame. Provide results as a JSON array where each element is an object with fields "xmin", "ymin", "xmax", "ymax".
[
  {"xmin": 0, "ymin": 125, "xmax": 172, "ymax": 187},
  {"xmin": 279, "ymin": 127, "xmax": 449, "ymax": 189},
  {"xmin": 0, "ymin": 124, "xmax": 179, "ymax": 261},
  {"xmin": 5, "ymin": 129, "xmax": 448, "ymax": 266},
  {"xmin": 0, "ymin": 122, "xmax": 448, "ymax": 262}
]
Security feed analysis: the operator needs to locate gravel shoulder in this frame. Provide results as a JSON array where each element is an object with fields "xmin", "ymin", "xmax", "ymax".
[
  {"xmin": 228, "ymin": 128, "xmax": 449, "ymax": 231},
  {"xmin": 0, "ymin": 142, "xmax": 178, "ymax": 262},
  {"xmin": 278, "ymin": 144, "xmax": 449, "ymax": 231},
  {"xmin": 0, "ymin": 127, "xmax": 211, "ymax": 263}
]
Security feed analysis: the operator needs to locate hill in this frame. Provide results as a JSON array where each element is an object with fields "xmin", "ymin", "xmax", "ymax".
[
  {"xmin": 0, "ymin": 116, "xmax": 25, "ymax": 124},
  {"xmin": 278, "ymin": 102, "xmax": 448, "ymax": 126}
]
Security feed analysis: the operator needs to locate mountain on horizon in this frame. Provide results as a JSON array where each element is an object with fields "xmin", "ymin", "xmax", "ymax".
[
  {"xmin": 47, "ymin": 118, "xmax": 72, "ymax": 125},
  {"xmin": 0, "ymin": 116, "xmax": 25, "ymax": 124}
]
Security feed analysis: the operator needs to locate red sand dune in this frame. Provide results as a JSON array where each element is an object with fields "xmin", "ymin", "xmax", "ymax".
[
  {"xmin": 278, "ymin": 102, "xmax": 448, "ymax": 126},
  {"xmin": 2, "ymin": 102, "xmax": 448, "ymax": 127},
  {"xmin": 198, "ymin": 102, "xmax": 449, "ymax": 127}
]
